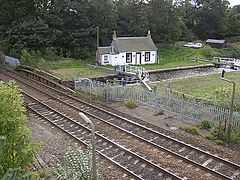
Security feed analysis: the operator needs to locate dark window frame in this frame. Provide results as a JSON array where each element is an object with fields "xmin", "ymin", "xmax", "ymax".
[
  {"xmin": 103, "ymin": 55, "xmax": 109, "ymax": 63},
  {"xmin": 145, "ymin": 52, "xmax": 150, "ymax": 62},
  {"xmin": 126, "ymin": 53, "xmax": 132, "ymax": 63}
]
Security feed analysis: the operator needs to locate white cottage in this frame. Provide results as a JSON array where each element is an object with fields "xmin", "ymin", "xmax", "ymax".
[{"xmin": 96, "ymin": 31, "xmax": 158, "ymax": 66}]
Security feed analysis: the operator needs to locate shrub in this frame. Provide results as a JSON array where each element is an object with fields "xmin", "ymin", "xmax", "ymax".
[
  {"xmin": 206, "ymin": 134, "xmax": 216, "ymax": 140},
  {"xmin": 124, "ymin": 100, "xmax": 138, "ymax": 109},
  {"xmin": 1, "ymin": 168, "xmax": 38, "ymax": 180},
  {"xmin": 200, "ymin": 120, "xmax": 213, "ymax": 130},
  {"xmin": 54, "ymin": 149, "xmax": 101, "ymax": 180},
  {"xmin": 214, "ymin": 139, "xmax": 225, "ymax": 145},
  {"xmin": 0, "ymin": 81, "xmax": 37, "ymax": 178},
  {"xmin": 181, "ymin": 126, "xmax": 199, "ymax": 135},
  {"xmin": 20, "ymin": 49, "xmax": 33, "ymax": 65},
  {"xmin": 208, "ymin": 125, "xmax": 240, "ymax": 144},
  {"xmin": 229, "ymin": 130, "xmax": 240, "ymax": 144}
]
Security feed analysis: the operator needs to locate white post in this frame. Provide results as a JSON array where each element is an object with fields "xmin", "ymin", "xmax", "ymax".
[{"xmin": 79, "ymin": 112, "xmax": 97, "ymax": 180}]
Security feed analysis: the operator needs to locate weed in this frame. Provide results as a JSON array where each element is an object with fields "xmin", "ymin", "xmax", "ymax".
[
  {"xmin": 200, "ymin": 120, "xmax": 212, "ymax": 130},
  {"xmin": 214, "ymin": 139, "xmax": 225, "ymax": 145},
  {"xmin": 209, "ymin": 126, "xmax": 240, "ymax": 144},
  {"xmin": 206, "ymin": 134, "xmax": 216, "ymax": 140},
  {"xmin": 125, "ymin": 100, "xmax": 138, "ymax": 109},
  {"xmin": 180, "ymin": 126, "xmax": 199, "ymax": 135}
]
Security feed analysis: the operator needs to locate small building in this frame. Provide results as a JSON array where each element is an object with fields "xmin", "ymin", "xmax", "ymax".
[
  {"xmin": 206, "ymin": 39, "xmax": 226, "ymax": 48},
  {"xmin": 96, "ymin": 31, "xmax": 158, "ymax": 66}
]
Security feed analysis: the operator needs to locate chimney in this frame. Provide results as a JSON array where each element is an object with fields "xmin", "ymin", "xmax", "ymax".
[
  {"xmin": 113, "ymin": 30, "xmax": 117, "ymax": 40},
  {"xmin": 147, "ymin": 30, "xmax": 151, "ymax": 38}
]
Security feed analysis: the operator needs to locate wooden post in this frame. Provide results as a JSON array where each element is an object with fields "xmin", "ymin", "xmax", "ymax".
[{"xmin": 96, "ymin": 26, "xmax": 99, "ymax": 49}]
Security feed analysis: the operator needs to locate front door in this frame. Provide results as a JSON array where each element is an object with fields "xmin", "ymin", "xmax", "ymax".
[{"xmin": 135, "ymin": 52, "xmax": 141, "ymax": 65}]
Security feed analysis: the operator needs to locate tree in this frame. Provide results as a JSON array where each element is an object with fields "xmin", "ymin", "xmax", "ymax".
[
  {"xmin": 227, "ymin": 5, "xmax": 240, "ymax": 36},
  {"xmin": 115, "ymin": 0, "xmax": 149, "ymax": 37},
  {"xmin": 148, "ymin": 0, "xmax": 184, "ymax": 42},
  {"xmin": 0, "ymin": 81, "xmax": 36, "ymax": 178},
  {"xmin": 193, "ymin": 0, "xmax": 230, "ymax": 39},
  {"xmin": 0, "ymin": 0, "xmax": 37, "ymax": 46},
  {"xmin": 89, "ymin": 0, "xmax": 117, "ymax": 46}
]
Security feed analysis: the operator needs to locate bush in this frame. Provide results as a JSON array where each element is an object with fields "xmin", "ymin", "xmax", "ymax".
[
  {"xmin": 20, "ymin": 49, "xmax": 34, "ymax": 65},
  {"xmin": 54, "ymin": 149, "xmax": 101, "ymax": 180},
  {"xmin": 181, "ymin": 126, "xmax": 199, "ymax": 135},
  {"xmin": 206, "ymin": 134, "xmax": 216, "ymax": 140},
  {"xmin": 1, "ymin": 168, "xmax": 38, "ymax": 180},
  {"xmin": 0, "ymin": 81, "xmax": 37, "ymax": 178},
  {"xmin": 200, "ymin": 120, "xmax": 213, "ymax": 130},
  {"xmin": 229, "ymin": 130, "xmax": 240, "ymax": 144},
  {"xmin": 208, "ymin": 126, "xmax": 240, "ymax": 144},
  {"xmin": 214, "ymin": 139, "xmax": 225, "ymax": 145},
  {"xmin": 124, "ymin": 100, "xmax": 138, "ymax": 109},
  {"xmin": 20, "ymin": 49, "xmax": 60, "ymax": 67}
]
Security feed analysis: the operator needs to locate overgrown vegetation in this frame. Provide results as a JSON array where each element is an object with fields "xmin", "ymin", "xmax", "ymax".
[
  {"xmin": 54, "ymin": 149, "xmax": 101, "ymax": 180},
  {"xmin": 124, "ymin": 100, "xmax": 138, "ymax": 109},
  {"xmin": 180, "ymin": 126, "xmax": 200, "ymax": 135},
  {"xmin": 0, "ymin": 0, "xmax": 240, "ymax": 58},
  {"xmin": 20, "ymin": 49, "xmax": 110, "ymax": 79},
  {"xmin": 199, "ymin": 120, "xmax": 213, "ymax": 130},
  {"xmin": 0, "ymin": 81, "xmax": 37, "ymax": 178},
  {"xmin": 180, "ymin": 120, "xmax": 240, "ymax": 145},
  {"xmin": 205, "ymin": 125, "xmax": 240, "ymax": 145}
]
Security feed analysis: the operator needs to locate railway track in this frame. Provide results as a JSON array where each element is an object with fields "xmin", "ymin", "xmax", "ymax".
[
  {"xmin": 24, "ymin": 91, "xmax": 182, "ymax": 180},
  {"xmin": 1, "ymin": 69, "xmax": 240, "ymax": 179}
]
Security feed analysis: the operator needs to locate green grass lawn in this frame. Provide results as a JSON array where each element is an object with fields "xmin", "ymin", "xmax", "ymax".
[
  {"xmin": 28, "ymin": 59, "xmax": 112, "ymax": 80},
  {"xmin": 142, "ymin": 47, "xmax": 221, "ymax": 70},
  {"xmin": 157, "ymin": 72, "xmax": 240, "ymax": 105},
  {"xmin": 44, "ymin": 59, "xmax": 113, "ymax": 80}
]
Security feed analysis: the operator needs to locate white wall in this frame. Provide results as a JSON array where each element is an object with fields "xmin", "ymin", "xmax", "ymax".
[{"xmin": 100, "ymin": 51, "xmax": 157, "ymax": 66}]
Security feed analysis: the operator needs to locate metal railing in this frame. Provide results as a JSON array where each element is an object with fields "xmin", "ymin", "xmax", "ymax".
[{"xmin": 75, "ymin": 80, "xmax": 240, "ymax": 129}]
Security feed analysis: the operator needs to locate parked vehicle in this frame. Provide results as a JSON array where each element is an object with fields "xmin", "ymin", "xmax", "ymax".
[{"xmin": 184, "ymin": 42, "xmax": 203, "ymax": 48}]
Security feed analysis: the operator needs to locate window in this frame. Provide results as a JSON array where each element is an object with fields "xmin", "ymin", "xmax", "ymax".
[
  {"xmin": 104, "ymin": 55, "xmax": 109, "ymax": 63},
  {"xmin": 126, "ymin": 53, "xmax": 132, "ymax": 63},
  {"xmin": 145, "ymin": 52, "xmax": 150, "ymax": 62}
]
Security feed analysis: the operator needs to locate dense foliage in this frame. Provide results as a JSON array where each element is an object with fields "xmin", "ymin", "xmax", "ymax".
[
  {"xmin": 0, "ymin": 0, "xmax": 239, "ymax": 57},
  {"xmin": 0, "ymin": 81, "xmax": 36, "ymax": 178},
  {"xmin": 54, "ymin": 149, "xmax": 101, "ymax": 180}
]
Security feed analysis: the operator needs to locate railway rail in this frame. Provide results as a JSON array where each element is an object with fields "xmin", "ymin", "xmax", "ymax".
[
  {"xmin": 24, "ymin": 91, "xmax": 182, "ymax": 180},
  {"xmin": 1, "ymin": 69, "xmax": 240, "ymax": 179}
]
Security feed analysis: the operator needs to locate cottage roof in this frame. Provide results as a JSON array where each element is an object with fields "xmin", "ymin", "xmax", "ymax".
[
  {"xmin": 97, "ymin": 46, "xmax": 111, "ymax": 55},
  {"xmin": 206, "ymin": 39, "xmax": 225, "ymax": 44},
  {"xmin": 112, "ymin": 36, "xmax": 157, "ymax": 53}
]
